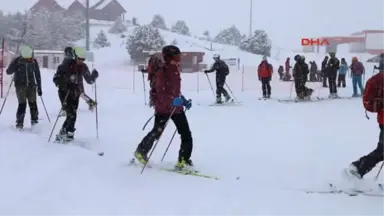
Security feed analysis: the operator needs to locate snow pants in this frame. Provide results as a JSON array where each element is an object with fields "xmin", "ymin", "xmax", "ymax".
[
  {"xmin": 137, "ymin": 111, "xmax": 193, "ymax": 162},
  {"xmin": 337, "ymin": 74, "xmax": 346, "ymax": 87},
  {"xmin": 260, "ymin": 77, "xmax": 271, "ymax": 97},
  {"xmin": 15, "ymin": 86, "xmax": 38, "ymax": 124},
  {"xmin": 328, "ymin": 75, "xmax": 337, "ymax": 94},
  {"xmin": 216, "ymin": 75, "xmax": 229, "ymax": 99},
  {"xmin": 294, "ymin": 78, "xmax": 307, "ymax": 98},
  {"xmin": 352, "ymin": 124, "xmax": 383, "ymax": 177},
  {"xmin": 60, "ymin": 90, "xmax": 80, "ymax": 133},
  {"xmin": 352, "ymin": 75, "xmax": 364, "ymax": 95}
]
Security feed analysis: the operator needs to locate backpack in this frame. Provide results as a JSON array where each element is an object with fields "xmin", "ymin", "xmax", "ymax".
[{"xmin": 363, "ymin": 72, "xmax": 384, "ymax": 112}]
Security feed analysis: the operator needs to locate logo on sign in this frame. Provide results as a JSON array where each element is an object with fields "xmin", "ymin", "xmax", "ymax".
[{"xmin": 301, "ymin": 38, "xmax": 330, "ymax": 46}]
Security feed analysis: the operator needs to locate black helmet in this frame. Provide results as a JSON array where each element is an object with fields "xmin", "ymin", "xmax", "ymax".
[
  {"xmin": 294, "ymin": 54, "xmax": 301, "ymax": 62},
  {"xmin": 64, "ymin": 46, "xmax": 74, "ymax": 59},
  {"xmin": 162, "ymin": 45, "xmax": 181, "ymax": 57}
]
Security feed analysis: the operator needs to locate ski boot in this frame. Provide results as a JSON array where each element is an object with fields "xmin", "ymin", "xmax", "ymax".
[
  {"xmin": 266, "ymin": 94, "xmax": 271, "ymax": 99},
  {"xmin": 344, "ymin": 164, "xmax": 362, "ymax": 180},
  {"xmin": 59, "ymin": 109, "xmax": 66, "ymax": 117},
  {"xmin": 134, "ymin": 148, "xmax": 149, "ymax": 165},
  {"xmin": 31, "ymin": 120, "xmax": 38, "ymax": 126},
  {"xmin": 55, "ymin": 129, "xmax": 74, "ymax": 143},
  {"xmin": 351, "ymin": 93, "xmax": 360, "ymax": 98},
  {"xmin": 174, "ymin": 158, "xmax": 194, "ymax": 172},
  {"xmin": 328, "ymin": 93, "xmax": 339, "ymax": 99},
  {"xmin": 216, "ymin": 97, "xmax": 223, "ymax": 104},
  {"xmin": 224, "ymin": 95, "xmax": 232, "ymax": 102},
  {"xmin": 15, "ymin": 122, "xmax": 23, "ymax": 130}
]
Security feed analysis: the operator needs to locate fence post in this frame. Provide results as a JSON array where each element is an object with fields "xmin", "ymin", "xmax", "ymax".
[
  {"xmin": 197, "ymin": 71, "xmax": 199, "ymax": 93},
  {"xmin": 241, "ymin": 64, "xmax": 244, "ymax": 92},
  {"xmin": 0, "ymin": 38, "xmax": 4, "ymax": 98},
  {"xmin": 132, "ymin": 65, "xmax": 135, "ymax": 93}
]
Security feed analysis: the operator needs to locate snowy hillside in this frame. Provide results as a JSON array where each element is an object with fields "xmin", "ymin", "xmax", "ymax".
[{"xmin": 0, "ymin": 59, "xmax": 383, "ymax": 214}]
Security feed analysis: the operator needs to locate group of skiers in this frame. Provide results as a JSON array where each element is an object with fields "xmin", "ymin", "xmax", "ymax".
[{"xmin": 5, "ymin": 45, "xmax": 99, "ymax": 142}]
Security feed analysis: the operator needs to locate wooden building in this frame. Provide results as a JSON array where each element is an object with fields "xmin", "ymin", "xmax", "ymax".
[
  {"xmin": 33, "ymin": 50, "xmax": 94, "ymax": 69},
  {"xmin": 141, "ymin": 51, "xmax": 205, "ymax": 72}
]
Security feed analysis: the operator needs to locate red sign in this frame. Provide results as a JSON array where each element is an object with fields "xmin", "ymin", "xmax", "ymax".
[{"xmin": 301, "ymin": 38, "xmax": 330, "ymax": 46}]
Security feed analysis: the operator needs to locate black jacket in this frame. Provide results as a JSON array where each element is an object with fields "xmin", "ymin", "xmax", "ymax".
[
  {"xmin": 205, "ymin": 60, "xmax": 229, "ymax": 76},
  {"xmin": 53, "ymin": 60, "xmax": 96, "ymax": 94},
  {"xmin": 326, "ymin": 57, "xmax": 340, "ymax": 77},
  {"xmin": 6, "ymin": 57, "xmax": 41, "ymax": 89},
  {"xmin": 293, "ymin": 61, "xmax": 309, "ymax": 80}
]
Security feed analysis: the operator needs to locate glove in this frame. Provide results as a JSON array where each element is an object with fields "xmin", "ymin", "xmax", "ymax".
[
  {"xmin": 37, "ymin": 88, "xmax": 42, "ymax": 96},
  {"xmin": 172, "ymin": 95, "xmax": 192, "ymax": 110},
  {"xmin": 204, "ymin": 70, "xmax": 208, "ymax": 73},
  {"xmin": 91, "ymin": 69, "xmax": 99, "ymax": 79}
]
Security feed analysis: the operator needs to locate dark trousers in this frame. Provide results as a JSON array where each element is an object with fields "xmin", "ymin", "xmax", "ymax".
[
  {"xmin": 352, "ymin": 124, "xmax": 383, "ymax": 177},
  {"xmin": 337, "ymin": 74, "xmax": 346, "ymax": 87},
  {"xmin": 322, "ymin": 74, "xmax": 328, "ymax": 87},
  {"xmin": 216, "ymin": 75, "xmax": 229, "ymax": 98},
  {"xmin": 15, "ymin": 86, "xmax": 38, "ymax": 124},
  {"xmin": 61, "ymin": 91, "xmax": 80, "ymax": 133},
  {"xmin": 294, "ymin": 78, "xmax": 306, "ymax": 98},
  {"xmin": 138, "ymin": 111, "xmax": 193, "ymax": 162},
  {"xmin": 261, "ymin": 77, "xmax": 271, "ymax": 97},
  {"xmin": 328, "ymin": 76, "xmax": 337, "ymax": 94}
]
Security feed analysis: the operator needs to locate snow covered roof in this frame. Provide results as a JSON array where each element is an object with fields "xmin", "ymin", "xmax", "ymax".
[{"xmin": 93, "ymin": 0, "xmax": 113, "ymax": 10}]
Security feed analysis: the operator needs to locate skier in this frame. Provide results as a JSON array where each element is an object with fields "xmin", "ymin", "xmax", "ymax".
[
  {"xmin": 292, "ymin": 55, "xmax": 313, "ymax": 100},
  {"xmin": 373, "ymin": 53, "xmax": 384, "ymax": 73},
  {"xmin": 326, "ymin": 53, "xmax": 340, "ymax": 98},
  {"xmin": 257, "ymin": 57, "xmax": 273, "ymax": 98},
  {"xmin": 337, "ymin": 58, "xmax": 348, "ymax": 88},
  {"xmin": 6, "ymin": 45, "xmax": 42, "ymax": 129},
  {"xmin": 134, "ymin": 45, "xmax": 194, "ymax": 171},
  {"xmin": 309, "ymin": 61, "xmax": 318, "ymax": 82},
  {"xmin": 283, "ymin": 57, "xmax": 292, "ymax": 81},
  {"xmin": 57, "ymin": 47, "xmax": 97, "ymax": 117},
  {"xmin": 350, "ymin": 56, "xmax": 365, "ymax": 97},
  {"xmin": 204, "ymin": 54, "xmax": 232, "ymax": 104},
  {"xmin": 53, "ymin": 47, "xmax": 99, "ymax": 142},
  {"xmin": 321, "ymin": 56, "xmax": 329, "ymax": 87},
  {"xmin": 345, "ymin": 71, "xmax": 383, "ymax": 180},
  {"xmin": 277, "ymin": 65, "xmax": 284, "ymax": 80},
  {"xmin": 301, "ymin": 55, "xmax": 309, "ymax": 82}
]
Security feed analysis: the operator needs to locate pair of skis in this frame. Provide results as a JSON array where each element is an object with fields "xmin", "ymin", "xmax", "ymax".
[
  {"xmin": 54, "ymin": 137, "xmax": 104, "ymax": 156},
  {"xmin": 128, "ymin": 158, "xmax": 220, "ymax": 180},
  {"xmin": 304, "ymin": 183, "xmax": 383, "ymax": 197}
]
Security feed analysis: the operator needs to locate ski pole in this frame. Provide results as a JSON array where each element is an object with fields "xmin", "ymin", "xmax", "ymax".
[
  {"xmin": 142, "ymin": 114, "xmax": 154, "ymax": 130},
  {"xmin": 141, "ymin": 71, "xmax": 147, "ymax": 105},
  {"xmin": 0, "ymin": 78, "xmax": 13, "ymax": 117},
  {"xmin": 289, "ymin": 80, "xmax": 294, "ymax": 99},
  {"xmin": 375, "ymin": 162, "xmax": 384, "ymax": 180},
  {"xmin": 141, "ymin": 108, "xmax": 176, "ymax": 174},
  {"xmin": 160, "ymin": 108, "xmax": 187, "ymax": 162},
  {"xmin": 224, "ymin": 82, "xmax": 238, "ymax": 102},
  {"xmin": 205, "ymin": 73, "xmax": 215, "ymax": 97},
  {"xmin": 94, "ymin": 81, "xmax": 99, "ymax": 139},
  {"xmin": 39, "ymin": 96, "xmax": 50, "ymax": 123},
  {"xmin": 48, "ymin": 91, "xmax": 70, "ymax": 142}
]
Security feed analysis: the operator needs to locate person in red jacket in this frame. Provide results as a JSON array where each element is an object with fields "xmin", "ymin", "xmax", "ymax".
[
  {"xmin": 345, "ymin": 72, "xmax": 384, "ymax": 179},
  {"xmin": 257, "ymin": 57, "xmax": 273, "ymax": 98},
  {"xmin": 134, "ymin": 45, "xmax": 194, "ymax": 171}
]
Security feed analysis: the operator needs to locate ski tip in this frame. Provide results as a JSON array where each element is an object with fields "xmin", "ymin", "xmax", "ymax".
[{"xmin": 98, "ymin": 152, "xmax": 104, "ymax": 156}]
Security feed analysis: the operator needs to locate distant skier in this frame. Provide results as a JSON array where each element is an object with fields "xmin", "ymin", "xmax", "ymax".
[
  {"xmin": 277, "ymin": 65, "xmax": 284, "ymax": 80},
  {"xmin": 53, "ymin": 47, "xmax": 99, "ymax": 142},
  {"xmin": 134, "ymin": 45, "xmax": 194, "ymax": 171},
  {"xmin": 257, "ymin": 57, "xmax": 273, "ymax": 98},
  {"xmin": 6, "ymin": 45, "xmax": 42, "ymax": 129},
  {"xmin": 204, "ymin": 54, "xmax": 232, "ymax": 103},
  {"xmin": 309, "ymin": 61, "xmax": 318, "ymax": 82},
  {"xmin": 58, "ymin": 47, "xmax": 97, "ymax": 117},
  {"xmin": 321, "ymin": 56, "xmax": 329, "ymax": 87},
  {"xmin": 373, "ymin": 53, "xmax": 384, "ymax": 73},
  {"xmin": 350, "ymin": 56, "xmax": 365, "ymax": 97},
  {"xmin": 344, "ymin": 71, "xmax": 383, "ymax": 180},
  {"xmin": 337, "ymin": 58, "xmax": 348, "ymax": 88},
  {"xmin": 283, "ymin": 57, "xmax": 292, "ymax": 81},
  {"xmin": 292, "ymin": 55, "xmax": 313, "ymax": 100},
  {"xmin": 326, "ymin": 53, "xmax": 340, "ymax": 98}
]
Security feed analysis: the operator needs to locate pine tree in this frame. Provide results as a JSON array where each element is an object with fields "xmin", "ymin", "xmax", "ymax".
[
  {"xmin": 150, "ymin": 14, "xmax": 167, "ymax": 30},
  {"xmin": 109, "ymin": 18, "xmax": 127, "ymax": 34},
  {"xmin": 171, "ymin": 20, "xmax": 190, "ymax": 36},
  {"xmin": 239, "ymin": 30, "xmax": 272, "ymax": 57},
  {"xmin": 126, "ymin": 24, "xmax": 165, "ymax": 61},
  {"xmin": 93, "ymin": 30, "xmax": 111, "ymax": 49},
  {"xmin": 214, "ymin": 25, "xmax": 242, "ymax": 46}
]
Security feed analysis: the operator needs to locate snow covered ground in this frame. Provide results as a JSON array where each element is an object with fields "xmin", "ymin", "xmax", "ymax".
[{"xmin": 0, "ymin": 64, "xmax": 383, "ymax": 214}]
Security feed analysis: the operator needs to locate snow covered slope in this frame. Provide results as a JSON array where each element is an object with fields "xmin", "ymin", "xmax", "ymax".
[{"xmin": 0, "ymin": 63, "xmax": 382, "ymax": 214}]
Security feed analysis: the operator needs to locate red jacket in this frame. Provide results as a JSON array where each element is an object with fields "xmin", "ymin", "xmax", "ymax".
[
  {"xmin": 154, "ymin": 63, "xmax": 183, "ymax": 115},
  {"xmin": 363, "ymin": 72, "xmax": 384, "ymax": 124},
  {"xmin": 258, "ymin": 61, "xmax": 272, "ymax": 78}
]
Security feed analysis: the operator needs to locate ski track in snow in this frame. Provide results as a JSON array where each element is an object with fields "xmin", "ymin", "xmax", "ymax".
[{"xmin": 0, "ymin": 66, "xmax": 382, "ymax": 214}]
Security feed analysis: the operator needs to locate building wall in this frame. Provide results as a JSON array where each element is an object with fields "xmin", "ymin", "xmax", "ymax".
[{"xmin": 34, "ymin": 52, "xmax": 64, "ymax": 69}]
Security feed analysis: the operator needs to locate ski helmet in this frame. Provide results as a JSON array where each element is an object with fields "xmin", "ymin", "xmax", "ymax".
[
  {"xmin": 162, "ymin": 45, "xmax": 181, "ymax": 62},
  {"xmin": 73, "ymin": 47, "xmax": 86, "ymax": 59},
  {"xmin": 294, "ymin": 54, "xmax": 301, "ymax": 62},
  {"xmin": 20, "ymin": 45, "xmax": 33, "ymax": 59},
  {"xmin": 301, "ymin": 55, "xmax": 305, "ymax": 61},
  {"xmin": 213, "ymin": 54, "xmax": 220, "ymax": 60},
  {"xmin": 64, "ymin": 47, "xmax": 74, "ymax": 60}
]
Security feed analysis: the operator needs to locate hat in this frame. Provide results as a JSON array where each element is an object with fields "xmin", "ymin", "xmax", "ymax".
[{"xmin": 20, "ymin": 45, "xmax": 33, "ymax": 58}]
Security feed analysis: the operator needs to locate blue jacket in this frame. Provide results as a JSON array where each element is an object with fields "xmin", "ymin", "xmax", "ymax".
[{"xmin": 338, "ymin": 62, "xmax": 348, "ymax": 75}]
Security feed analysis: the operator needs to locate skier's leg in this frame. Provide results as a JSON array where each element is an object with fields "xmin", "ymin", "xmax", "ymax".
[
  {"xmin": 351, "ymin": 125, "xmax": 384, "ymax": 177},
  {"xmin": 135, "ymin": 114, "xmax": 168, "ymax": 163},
  {"xmin": 266, "ymin": 78, "xmax": 271, "ymax": 97},
  {"xmin": 15, "ymin": 87, "xmax": 27, "ymax": 128},
  {"xmin": 261, "ymin": 78, "xmax": 267, "ymax": 97},
  {"xmin": 60, "ymin": 93, "xmax": 80, "ymax": 140},
  {"xmin": 26, "ymin": 86, "xmax": 39, "ymax": 123},
  {"xmin": 357, "ymin": 75, "xmax": 364, "ymax": 94},
  {"xmin": 352, "ymin": 76, "xmax": 358, "ymax": 96},
  {"xmin": 337, "ymin": 75, "xmax": 341, "ymax": 87},
  {"xmin": 172, "ymin": 111, "xmax": 193, "ymax": 165}
]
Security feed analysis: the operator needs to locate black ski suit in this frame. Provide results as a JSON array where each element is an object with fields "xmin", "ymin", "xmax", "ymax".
[
  {"xmin": 321, "ymin": 58, "xmax": 328, "ymax": 86},
  {"xmin": 309, "ymin": 62, "xmax": 318, "ymax": 82},
  {"xmin": 205, "ymin": 60, "xmax": 230, "ymax": 100},
  {"xmin": 327, "ymin": 57, "xmax": 340, "ymax": 94},
  {"xmin": 53, "ymin": 60, "xmax": 98, "ymax": 135},
  {"xmin": 293, "ymin": 61, "xmax": 310, "ymax": 98},
  {"xmin": 6, "ymin": 57, "xmax": 42, "ymax": 126}
]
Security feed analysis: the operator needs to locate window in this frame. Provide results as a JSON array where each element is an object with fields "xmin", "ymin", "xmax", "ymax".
[{"xmin": 53, "ymin": 56, "xmax": 60, "ymax": 64}]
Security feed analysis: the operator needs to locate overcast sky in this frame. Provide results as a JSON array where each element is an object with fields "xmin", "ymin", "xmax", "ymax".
[{"xmin": 2, "ymin": 0, "xmax": 383, "ymax": 50}]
